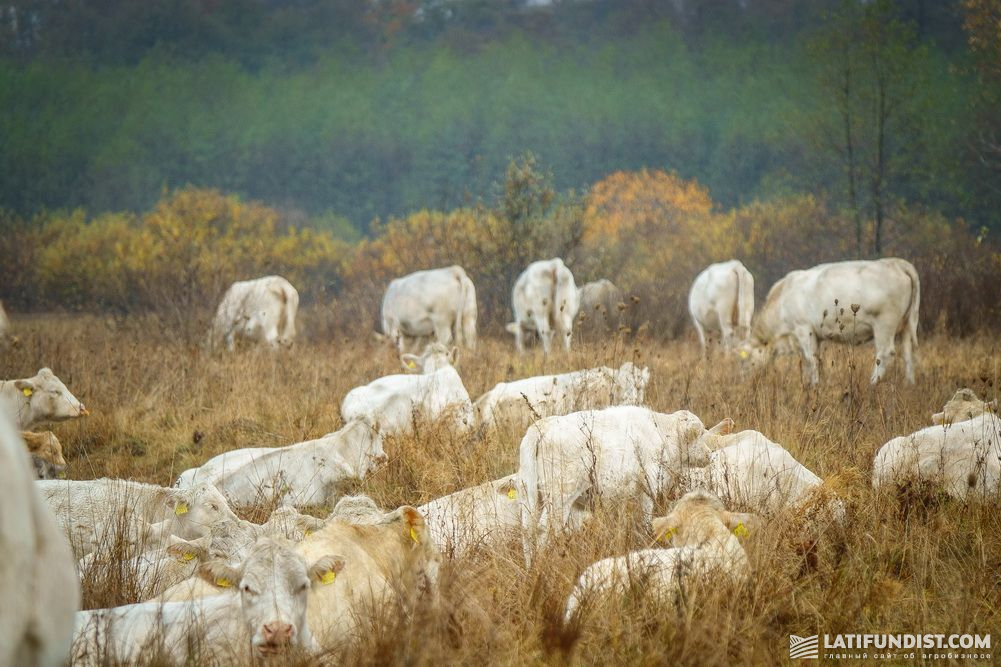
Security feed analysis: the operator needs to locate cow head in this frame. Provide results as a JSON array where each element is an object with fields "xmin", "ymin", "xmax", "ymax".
[
  {"xmin": 931, "ymin": 388, "xmax": 998, "ymax": 426},
  {"xmin": 166, "ymin": 482, "xmax": 243, "ymax": 539},
  {"xmin": 14, "ymin": 368, "xmax": 88, "ymax": 428},
  {"xmin": 652, "ymin": 491, "xmax": 758, "ymax": 547},
  {"xmin": 199, "ymin": 537, "xmax": 342, "ymax": 657},
  {"xmin": 400, "ymin": 343, "xmax": 456, "ymax": 373},
  {"xmin": 23, "ymin": 430, "xmax": 67, "ymax": 479},
  {"xmin": 735, "ymin": 340, "xmax": 769, "ymax": 368}
]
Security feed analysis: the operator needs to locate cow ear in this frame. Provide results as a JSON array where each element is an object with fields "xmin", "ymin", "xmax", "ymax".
[
  {"xmin": 448, "ymin": 347, "xmax": 458, "ymax": 364},
  {"xmin": 14, "ymin": 379, "xmax": 34, "ymax": 397},
  {"xmin": 198, "ymin": 560, "xmax": 241, "ymax": 588},
  {"xmin": 931, "ymin": 411, "xmax": 946, "ymax": 425},
  {"xmin": 496, "ymin": 479, "xmax": 518, "ymax": 500},
  {"xmin": 308, "ymin": 555, "xmax": 345, "ymax": 587},
  {"xmin": 400, "ymin": 354, "xmax": 420, "ymax": 372},
  {"xmin": 721, "ymin": 511, "xmax": 758, "ymax": 536},
  {"xmin": 163, "ymin": 488, "xmax": 193, "ymax": 517},
  {"xmin": 651, "ymin": 516, "xmax": 675, "ymax": 543},
  {"xmin": 394, "ymin": 505, "xmax": 427, "ymax": 545},
  {"xmin": 167, "ymin": 540, "xmax": 206, "ymax": 563},
  {"xmin": 709, "ymin": 418, "xmax": 735, "ymax": 436}
]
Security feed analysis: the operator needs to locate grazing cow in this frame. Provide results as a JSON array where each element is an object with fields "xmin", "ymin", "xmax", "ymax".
[
  {"xmin": 418, "ymin": 475, "xmax": 523, "ymax": 558},
  {"xmin": 475, "ymin": 362, "xmax": 651, "ymax": 433},
  {"xmin": 686, "ymin": 429, "xmax": 845, "ymax": 523},
  {"xmin": 22, "ymin": 430, "xmax": 67, "ymax": 479},
  {"xmin": 518, "ymin": 406, "xmax": 716, "ymax": 563},
  {"xmin": 688, "ymin": 260, "xmax": 755, "ymax": 353},
  {"xmin": 741, "ymin": 258, "xmax": 920, "ymax": 384},
  {"xmin": 210, "ymin": 275, "xmax": 299, "ymax": 351},
  {"xmin": 507, "ymin": 258, "xmax": 580, "ymax": 354},
  {"xmin": 872, "ymin": 413, "xmax": 1001, "ymax": 499},
  {"xmin": 380, "ymin": 266, "xmax": 477, "ymax": 353},
  {"xmin": 72, "ymin": 537, "xmax": 341, "ymax": 664},
  {"xmin": 341, "ymin": 344, "xmax": 474, "ymax": 438},
  {"xmin": 175, "ymin": 420, "xmax": 387, "ymax": 507},
  {"xmin": 38, "ymin": 478, "xmax": 247, "ymax": 558},
  {"xmin": 1, "ymin": 368, "xmax": 88, "ymax": 430},
  {"xmin": 0, "ymin": 409, "xmax": 79, "ymax": 667},
  {"xmin": 576, "ymin": 279, "xmax": 625, "ymax": 336},
  {"xmin": 564, "ymin": 491, "xmax": 752, "ymax": 622},
  {"xmin": 932, "ymin": 388, "xmax": 997, "ymax": 426},
  {"xmin": 295, "ymin": 503, "xmax": 441, "ymax": 649}
]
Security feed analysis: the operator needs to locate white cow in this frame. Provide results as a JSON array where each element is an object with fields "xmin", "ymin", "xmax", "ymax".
[
  {"xmin": 564, "ymin": 491, "xmax": 752, "ymax": 622},
  {"xmin": 341, "ymin": 345, "xmax": 474, "ymax": 438},
  {"xmin": 77, "ymin": 535, "xmax": 216, "ymax": 601},
  {"xmin": 0, "ymin": 409, "xmax": 79, "ymax": 667},
  {"xmin": 742, "ymin": 258, "xmax": 920, "ymax": 384},
  {"xmin": 417, "ymin": 475, "xmax": 523, "ymax": 559},
  {"xmin": 38, "ymin": 478, "xmax": 248, "ymax": 558},
  {"xmin": 576, "ymin": 279, "xmax": 625, "ymax": 336},
  {"xmin": 72, "ymin": 537, "xmax": 341, "ymax": 664},
  {"xmin": 380, "ymin": 265, "xmax": 477, "ymax": 353},
  {"xmin": 688, "ymin": 260, "xmax": 755, "ymax": 353},
  {"xmin": 507, "ymin": 258, "xmax": 580, "ymax": 354},
  {"xmin": 932, "ymin": 388, "xmax": 997, "ymax": 426},
  {"xmin": 475, "ymin": 362, "xmax": 651, "ymax": 432},
  {"xmin": 210, "ymin": 275, "xmax": 299, "ymax": 351},
  {"xmin": 686, "ymin": 429, "xmax": 845, "ymax": 523},
  {"xmin": 518, "ymin": 406, "xmax": 716, "ymax": 563},
  {"xmin": 872, "ymin": 413, "xmax": 1001, "ymax": 499},
  {"xmin": 1, "ymin": 368, "xmax": 89, "ymax": 430},
  {"xmin": 175, "ymin": 420, "xmax": 387, "ymax": 507}
]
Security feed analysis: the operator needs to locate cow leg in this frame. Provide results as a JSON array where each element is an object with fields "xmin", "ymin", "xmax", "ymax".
[
  {"xmin": 693, "ymin": 319, "xmax": 708, "ymax": 357},
  {"xmin": 870, "ymin": 327, "xmax": 896, "ymax": 384},
  {"xmin": 514, "ymin": 325, "xmax": 526, "ymax": 354},
  {"xmin": 793, "ymin": 327, "xmax": 820, "ymax": 384},
  {"xmin": 718, "ymin": 311, "xmax": 735, "ymax": 353},
  {"xmin": 899, "ymin": 329, "xmax": 916, "ymax": 384},
  {"xmin": 536, "ymin": 317, "xmax": 554, "ymax": 355},
  {"xmin": 433, "ymin": 320, "xmax": 454, "ymax": 348},
  {"xmin": 561, "ymin": 327, "xmax": 572, "ymax": 353}
]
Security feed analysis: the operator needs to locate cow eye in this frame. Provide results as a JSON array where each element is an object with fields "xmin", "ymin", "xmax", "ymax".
[
  {"xmin": 242, "ymin": 584, "xmax": 258, "ymax": 595},
  {"xmin": 298, "ymin": 581, "xmax": 310, "ymax": 593},
  {"xmin": 209, "ymin": 503, "xmax": 219, "ymax": 511}
]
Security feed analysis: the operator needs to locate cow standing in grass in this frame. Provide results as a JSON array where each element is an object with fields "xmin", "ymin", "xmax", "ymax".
[
  {"xmin": 380, "ymin": 266, "xmax": 477, "ymax": 353},
  {"xmin": 210, "ymin": 275, "xmax": 299, "ymax": 351}
]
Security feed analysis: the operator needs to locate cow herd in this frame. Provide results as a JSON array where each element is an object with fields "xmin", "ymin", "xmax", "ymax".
[{"xmin": 0, "ymin": 253, "xmax": 997, "ymax": 665}]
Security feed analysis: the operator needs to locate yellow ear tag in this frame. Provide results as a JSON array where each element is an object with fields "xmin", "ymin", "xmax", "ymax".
[
  {"xmin": 733, "ymin": 522, "xmax": 749, "ymax": 538},
  {"xmin": 406, "ymin": 360, "xmax": 416, "ymax": 369},
  {"xmin": 57, "ymin": 472, "xmax": 67, "ymax": 479},
  {"xmin": 321, "ymin": 571, "xmax": 337, "ymax": 585},
  {"xmin": 215, "ymin": 577, "xmax": 232, "ymax": 588},
  {"xmin": 175, "ymin": 502, "xmax": 189, "ymax": 516},
  {"xmin": 507, "ymin": 488, "xmax": 517, "ymax": 500},
  {"xmin": 181, "ymin": 552, "xmax": 196, "ymax": 562},
  {"xmin": 738, "ymin": 350, "xmax": 749, "ymax": 360},
  {"xmin": 21, "ymin": 387, "xmax": 32, "ymax": 397},
  {"xmin": 304, "ymin": 529, "xmax": 313, "ymax": 537},
  {"xmin": 409, "ymin": 526, "xmax": 420, "ymax": 544},
  {"xmin": 658, "ymin": 527, "xmax": 675, "ymax": 543}
]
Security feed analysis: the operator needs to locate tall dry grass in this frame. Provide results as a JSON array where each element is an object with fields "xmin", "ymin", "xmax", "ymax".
[{"xmin": 3, "ymin": 311, "xmax": 1000, "ymax": 665}]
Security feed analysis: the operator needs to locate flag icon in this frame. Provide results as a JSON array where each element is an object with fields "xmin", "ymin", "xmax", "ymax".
[{"xmin": 790, "ymin": 635, "xmax": 819, "ymax": 659}]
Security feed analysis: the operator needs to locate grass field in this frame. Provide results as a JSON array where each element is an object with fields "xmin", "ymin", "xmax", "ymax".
[{"xmin": 4, "ymin": 311, "xmax": 1000, "ymax": 665}]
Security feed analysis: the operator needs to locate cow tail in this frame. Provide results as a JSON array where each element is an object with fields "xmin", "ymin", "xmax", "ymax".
[
  {"xmin": 730, "ymin": 267, "xmax": 741, "ymax": 328},
  {"xmin": 902, "ymin": 260, "xmax": 920, "ymax": 350}
]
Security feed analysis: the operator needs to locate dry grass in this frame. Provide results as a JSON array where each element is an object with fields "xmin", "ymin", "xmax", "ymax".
[{"xmin": 4, "ymin": 311, "xmax": 1001, "ymax": 665}]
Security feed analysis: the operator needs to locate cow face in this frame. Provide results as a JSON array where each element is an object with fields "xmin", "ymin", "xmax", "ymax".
[
  {"xmin": 931, "ymin": 388, "xmax": 998, "ymax": 426},
  {"xmin": 652, "ymin": 491, "xmax": 757, "ymax": 547},
  {"xmin": 200, "ymin": 537, "xmax": 342, "ymax": 657},
  {"xmin": 735, "ymin": 341, "xmax": 768, "ymax": 368},
  {"xmin": 15, "ymin": 368, "xmax": 88, "ymax": 426},
  {"xmin": 168, "ymin": 483, "xmax": 242, "ymax": 539},
  {"xmin": 401, "ymin": 343, "xmax": 456, "ymax": 374}
]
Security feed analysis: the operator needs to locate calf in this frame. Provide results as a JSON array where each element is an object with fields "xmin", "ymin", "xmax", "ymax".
[{"xmin": 564, "ymin": 491, "xmax": 752, "ymax": 622}]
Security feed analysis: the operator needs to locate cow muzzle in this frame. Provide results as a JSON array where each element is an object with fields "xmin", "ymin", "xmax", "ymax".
[
  {"xmin": 78, "ymin": 404, "xmax": 90, "ymax": 416},
  {"xmin": 258, "ymin": 622, "xmax": 295, "ymax": 654}
]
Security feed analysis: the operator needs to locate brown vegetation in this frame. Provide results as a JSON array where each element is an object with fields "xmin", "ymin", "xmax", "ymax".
[{"xmin": 4, "ymin": 311, "xmax": 1000, "ymax": 665}]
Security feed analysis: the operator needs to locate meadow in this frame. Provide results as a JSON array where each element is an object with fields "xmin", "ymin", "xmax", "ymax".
[{"xmin": 4, "ymin": 309, "xmax": 1000, "ymax": 665}]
